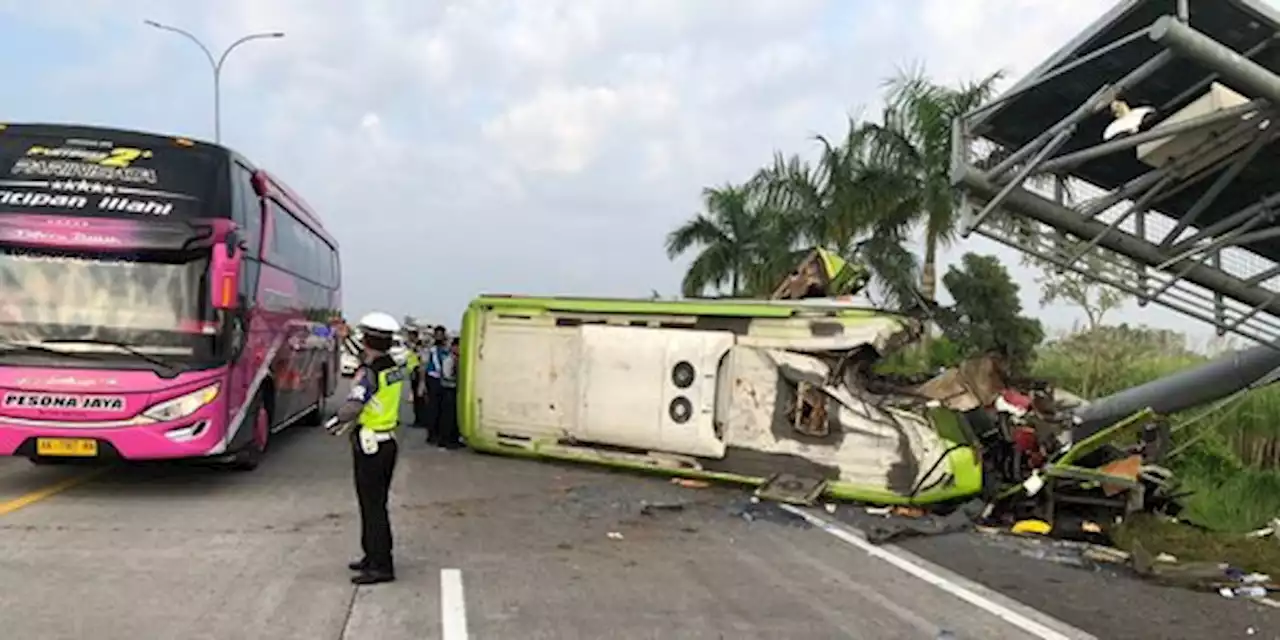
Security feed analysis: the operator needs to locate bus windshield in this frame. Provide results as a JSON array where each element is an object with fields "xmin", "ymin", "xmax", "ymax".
[{"xmin": 0, "ymin": 246, "xmax": 217, "ymax": 370}]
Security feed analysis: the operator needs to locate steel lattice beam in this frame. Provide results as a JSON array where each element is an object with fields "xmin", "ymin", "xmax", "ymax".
[{"xmin": 951, "ymin": 0, "xmax": 1280, "ymax": 347}]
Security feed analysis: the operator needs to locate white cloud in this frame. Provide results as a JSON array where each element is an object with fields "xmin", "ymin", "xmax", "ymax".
[
  {"xmin": 0, "ymin": 0, "xmax": 1216, "ymax": 338},
  {"xmin": 483, "ymin": 83, "xmax": 679, "ymax": 174}
]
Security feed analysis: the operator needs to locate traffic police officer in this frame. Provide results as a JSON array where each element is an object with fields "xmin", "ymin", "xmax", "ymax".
[{"xmin": 325, "ymin": 311, "xmax": 404, "ymax": 585}]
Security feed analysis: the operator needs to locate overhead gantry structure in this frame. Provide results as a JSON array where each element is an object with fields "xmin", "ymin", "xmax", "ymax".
[{"xmin": 952, "ymin": 0, "xmax": 1280, "ymax": 346}]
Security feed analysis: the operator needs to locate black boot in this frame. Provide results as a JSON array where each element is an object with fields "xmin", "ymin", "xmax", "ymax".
[{"xmin": 348, "ymin": 558, "xmax": 368, "ymax": 571}]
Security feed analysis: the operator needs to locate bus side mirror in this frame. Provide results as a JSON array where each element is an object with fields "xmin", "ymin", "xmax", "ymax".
[{"xmin": 211, "ymin": 240, "xmax": 241, "ymax": 310}]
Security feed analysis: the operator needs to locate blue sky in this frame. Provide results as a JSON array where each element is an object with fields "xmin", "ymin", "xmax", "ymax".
[{"xmin": 0, "ymin": 0, "xmax": 1243, "ymax": 346}]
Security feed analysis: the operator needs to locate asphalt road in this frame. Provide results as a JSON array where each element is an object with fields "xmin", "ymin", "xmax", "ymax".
[{"xmin": 0, "ymin": 385, "xmax": 1272, "ymax": 639}]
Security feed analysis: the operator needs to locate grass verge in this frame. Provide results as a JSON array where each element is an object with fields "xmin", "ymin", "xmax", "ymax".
[{"xmin": 1113, "ymin": 513, "xmax": 1280, "ymax": 579}]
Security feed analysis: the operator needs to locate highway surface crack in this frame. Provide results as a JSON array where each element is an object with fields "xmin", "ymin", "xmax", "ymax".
[{"xmin": 336, "ymin": 585, "xmax": 359, "ymax": 640}]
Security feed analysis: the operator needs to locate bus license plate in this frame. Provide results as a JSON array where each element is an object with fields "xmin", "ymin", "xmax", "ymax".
[{"xmin": 35, "ymin": 438, "xmax": 98, "ymax": 457}]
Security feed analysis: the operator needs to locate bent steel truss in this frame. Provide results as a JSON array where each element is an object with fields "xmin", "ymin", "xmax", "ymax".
[{"xmin": 952, "ymin": 0, "xmax": 1280, "ymax": 346}]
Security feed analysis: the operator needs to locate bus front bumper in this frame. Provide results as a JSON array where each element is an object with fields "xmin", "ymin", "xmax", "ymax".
[{"xmin": 0, "ymin": 410, "xmax": 229, "ymax": 461}]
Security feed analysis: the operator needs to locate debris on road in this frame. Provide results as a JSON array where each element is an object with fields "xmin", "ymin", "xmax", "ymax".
[
  {"xmin": 1010, "ymin": 519, "xmax": 1052, "ymax": 536},
  {"xmin": 728, "ymin": 498, "xmax": 812, "ymax": 528},
  {"xmin": 639, "ymin": 500, "xmax": 688, "ymax": 516},
  {"xmin": 859, "ymin": 499, "xmax": 987, "ymax": 544}
]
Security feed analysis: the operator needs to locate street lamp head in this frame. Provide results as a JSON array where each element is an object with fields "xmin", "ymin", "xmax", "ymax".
[{"xmin": 142, "ymin": 19, "xmax": 286, "ymax": 144}]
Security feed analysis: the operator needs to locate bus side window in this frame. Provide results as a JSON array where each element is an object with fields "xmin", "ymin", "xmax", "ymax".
[
  {"xmin": 268, "ymin": 198, "xmax": 337, "ymax": 288},
  {"xmin": 266, "ymin": 199, "xmax": 288, "ymax": 268},
  {"xmin": 239, "ymin": 258, "xmax": 261, "ymax": 307},
  {"xmin": 232, "ymin": 164, "xmax": 263, "ymax": 254}
]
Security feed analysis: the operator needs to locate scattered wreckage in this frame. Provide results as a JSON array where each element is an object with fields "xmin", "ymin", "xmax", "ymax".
[
  {"xmin": 462, "ymin": 249, "xmax": 1278, "ymax": 547},
  {"xmin": 765, "ymin": 251, "xmax": 1280, "ymax": 602},
  {"xmin": 764, "ymin": 248, "xmax": 1194, "ymax": 530}
]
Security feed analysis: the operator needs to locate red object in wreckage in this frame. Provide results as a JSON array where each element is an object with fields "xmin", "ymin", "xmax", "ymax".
[
  {"xmin": 1000, "ymin": 388, "xmax": 1045, "ymax": 466},
  {"xmin": 1000, "ymin": 389, "xmax": 1033, "ymax": 411},
  {"xmin": 1013, "ymin": 427, "xmax": 1045, "ymax": 467}
]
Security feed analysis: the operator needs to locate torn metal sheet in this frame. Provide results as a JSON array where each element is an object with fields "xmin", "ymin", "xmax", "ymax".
[
  {"xmin": 754, "ymin": 473, "xmax": 828, "ymax": 505},
  {"xmin": 715, "ymin": 346, "xmax": 961, "ymax": 495},
  {"xmin": 734, "ymin": 314, "xmax": 915, "ymax": 354},
  {"xmin": 908, "ymin": 354, "xmax": 1008, "ymax": 412}
]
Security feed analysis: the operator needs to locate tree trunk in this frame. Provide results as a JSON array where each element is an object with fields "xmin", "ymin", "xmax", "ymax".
[
  {"xmin": 919, "ymin": 238, "xmax": 938, "ymax": 349},
  {"xmin": 921, "ymin": 239, "xmax": 938, "ymax": 302}
]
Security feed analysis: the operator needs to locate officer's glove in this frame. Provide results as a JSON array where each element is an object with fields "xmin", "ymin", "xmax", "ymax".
[{"xmin": 324, "ymin": 416, "xmax": 353, "ymax": 437}]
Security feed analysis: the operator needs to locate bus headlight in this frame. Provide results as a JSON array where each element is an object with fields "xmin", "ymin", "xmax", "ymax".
[{"xmin": 142, "ymin": 383, "xmax": 220, "ymax": 423}]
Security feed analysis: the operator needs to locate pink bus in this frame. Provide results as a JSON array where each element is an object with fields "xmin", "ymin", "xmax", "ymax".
[{"xmin": 0, "ymin": 123, "xmax": 340, "ymax": 470}]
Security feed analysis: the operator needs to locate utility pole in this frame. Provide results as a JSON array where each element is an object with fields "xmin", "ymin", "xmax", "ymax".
[{"xmin": 144, "ymin": 20, "xmax": 284, "ymax": 144}]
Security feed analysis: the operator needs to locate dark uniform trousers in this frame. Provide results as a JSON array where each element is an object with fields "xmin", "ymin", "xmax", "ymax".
[
  {"xmin": 424, "ymin": 375, "xmax": 444, "ymax": 442},
  {"xmin": 351, "ymin": 428, "xmax": 399, "ymax": 572}
]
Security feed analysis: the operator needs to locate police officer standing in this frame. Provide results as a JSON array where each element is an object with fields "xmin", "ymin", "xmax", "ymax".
[{"xmin": 325, "ymin": 311, "xmax": 404, "ymax": 585}]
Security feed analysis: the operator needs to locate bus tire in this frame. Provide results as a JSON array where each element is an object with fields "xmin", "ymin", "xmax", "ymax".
[{"xmin": 230, "ymin": 394, "xmax": 270, "ymax": 471}]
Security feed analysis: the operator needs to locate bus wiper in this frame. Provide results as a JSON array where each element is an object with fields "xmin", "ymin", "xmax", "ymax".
[
  {"xmin": 0, "ymin": 341, "xmax": 102, "ymax": 360},
  {"xmin": 39, "ymin": 338, "xmax": 178, "ymax": 374}
]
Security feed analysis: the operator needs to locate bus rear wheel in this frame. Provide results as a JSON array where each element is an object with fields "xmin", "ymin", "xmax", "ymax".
[{"xmin": 230, "ymin": 397, "xmax": 270, "ymax": 472}]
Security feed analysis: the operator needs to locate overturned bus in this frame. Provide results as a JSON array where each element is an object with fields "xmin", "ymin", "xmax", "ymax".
[{"xmin": 456, "ymin": 293, "xmax": 985, "ymax": 505}]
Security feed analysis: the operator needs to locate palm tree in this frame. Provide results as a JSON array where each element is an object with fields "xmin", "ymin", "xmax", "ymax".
[
  {"xmin": 664, "ymin": 183, "xmax": 798, "ymax": 298},
  {"xmin": 750, "ymin": 119, "xmax": 922, "ymax": 308},
  {"xmin": 860, "ymin": 67, "xmax": 1005, "ymax": 303}
]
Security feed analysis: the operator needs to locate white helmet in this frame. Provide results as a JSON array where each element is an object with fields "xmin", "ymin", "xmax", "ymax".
[{"xmin": 356, "ymin": 311, "xmax": 400, "ymax": 337}]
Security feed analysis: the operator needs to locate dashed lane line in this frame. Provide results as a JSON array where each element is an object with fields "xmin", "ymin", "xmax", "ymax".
[{"xmin": 441, "ymin": 568, "xmax": 470, "ymax": 640}]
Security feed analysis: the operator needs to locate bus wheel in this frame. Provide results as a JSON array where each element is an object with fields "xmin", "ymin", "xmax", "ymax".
[{"xmin": 230, "ymin": 399, "xmax": 270, "ymax": 471}]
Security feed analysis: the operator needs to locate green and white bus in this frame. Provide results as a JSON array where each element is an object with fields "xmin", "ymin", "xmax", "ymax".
[{"xmin": 457, "ymin": 295, "xmax": 983, "ymax": 505}]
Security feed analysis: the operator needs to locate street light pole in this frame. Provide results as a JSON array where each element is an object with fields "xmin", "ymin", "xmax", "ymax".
[{"xmin": 143, "ymin": 20, "xmax": 284, "ymax": 144}]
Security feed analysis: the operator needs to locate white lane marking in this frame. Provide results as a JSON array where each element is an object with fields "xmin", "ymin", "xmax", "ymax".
[
  {"xmin": 779, "ymin": 504, "xmax": 1095, "ymax": 640},
  {"xmin": 441, "ymin": 568, "xmax": 470, "ymax": 640}
]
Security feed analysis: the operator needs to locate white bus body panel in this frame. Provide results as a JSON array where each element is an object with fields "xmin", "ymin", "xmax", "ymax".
[
  {"xmin": 473, "ymin": 320, "xmax": 730, "ymax": 458},
  {"xmin": 576, "ymin": 325, "xmax": 730, "ymax": 458}
]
